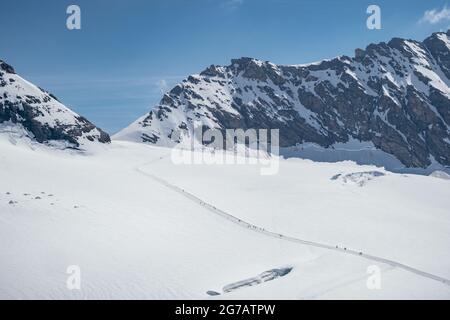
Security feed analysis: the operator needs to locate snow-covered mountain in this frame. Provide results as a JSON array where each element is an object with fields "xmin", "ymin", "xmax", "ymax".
[
  {"xmin": 115, "ymin": 31, "xmax": 450, "ymax": 170},
  {"xmin": 1, "ymin": 41, "xmax": 450, "ymax": 299},
  {"xmin": 0, "ymin": 60, "xmax": 110, "ymax": 148}
]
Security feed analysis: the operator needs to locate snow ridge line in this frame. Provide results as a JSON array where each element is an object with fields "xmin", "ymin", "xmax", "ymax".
[{"xmin": 135, "ymin": 160, "xmax": 450, "ymax": 288}]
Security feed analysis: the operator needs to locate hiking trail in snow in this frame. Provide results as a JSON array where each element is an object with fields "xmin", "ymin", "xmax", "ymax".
[{"xmin": 135, "ymin": 156, "xmax": 450, "ymax": 288}]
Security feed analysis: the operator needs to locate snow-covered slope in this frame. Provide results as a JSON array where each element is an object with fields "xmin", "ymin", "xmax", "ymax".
[
  {"xmin": 115, "ymin": 31, "xmax": 450, "ymax": 172},
  {"xmin": 1, "ymin": 137, "xmax": 449, "ymax": 299},
  {"xmin": 0, "ymin": 60, "xmax": 110, "ymax": 149}
]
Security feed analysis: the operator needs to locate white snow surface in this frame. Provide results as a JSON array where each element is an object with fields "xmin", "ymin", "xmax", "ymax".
[{"xmin": 0, "ymin": 137, "xmax": 450, "ymax": 299}]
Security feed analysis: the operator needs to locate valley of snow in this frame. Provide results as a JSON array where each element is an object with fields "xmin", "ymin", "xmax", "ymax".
[{"xmin": 1, "ymin": 135, "xmax": 450, "ymax": 299}]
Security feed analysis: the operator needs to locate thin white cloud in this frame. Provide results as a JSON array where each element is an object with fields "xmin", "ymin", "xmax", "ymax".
[
  {"xmin": 155, "ymin": 79, "xmax": 169, "ymax": 94},
  {"xmin": 421, "ymin": 5, "xmax": 450, "ymax": 24},
  {"xmin": 222, "ymin": 0, "xmax": 244, "ymax": 10}
]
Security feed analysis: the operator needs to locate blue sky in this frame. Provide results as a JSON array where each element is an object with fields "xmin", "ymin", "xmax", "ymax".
[{"xmin": 1, "ymin": 0, "xmax": 450, "ymax": 134}]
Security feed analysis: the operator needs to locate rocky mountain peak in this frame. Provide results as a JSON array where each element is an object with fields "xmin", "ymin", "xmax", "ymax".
[
  {"xmin": 0, "ymin": 60, "xmax": 15, "ymax": 74},
  {"xmin": 114, "ymin": 31, "xmax": 450, "ymax": 172},
  {"xmin": 0, "ymin": 59, "xmax": 110, "ymax": 148}
]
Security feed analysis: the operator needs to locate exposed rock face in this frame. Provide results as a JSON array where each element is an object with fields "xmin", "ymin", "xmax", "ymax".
[
  {"xmin": 0, "ymin": 59, "xmax": 110, "ymax": 148},
  {"xmin": 115, "ymin": 31, "xmax": 450, "ymax": 169}
]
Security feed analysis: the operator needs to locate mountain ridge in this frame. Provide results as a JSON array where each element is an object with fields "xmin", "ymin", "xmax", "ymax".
[
  {"xmin": 115, "ymin": 30, "xmax": 450, "ymax": 170},
  {"xmin": 0, "ymin": 59, "xmax": 110, "ymax": 149}
]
